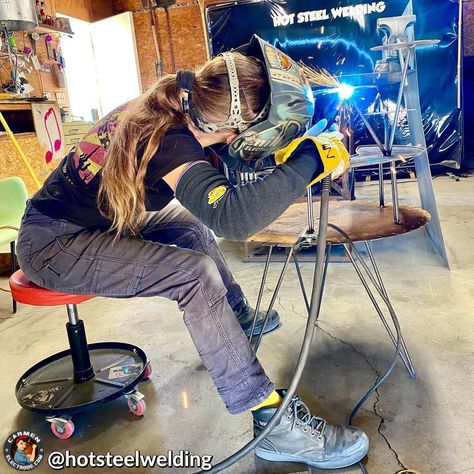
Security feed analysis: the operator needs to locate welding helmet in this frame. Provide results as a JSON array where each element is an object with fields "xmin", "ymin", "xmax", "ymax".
[{"xmin": 186, "ymin": 35, "xmax": 315, "ymax": 165}]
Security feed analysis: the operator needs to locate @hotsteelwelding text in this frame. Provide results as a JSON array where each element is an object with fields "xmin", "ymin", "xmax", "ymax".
[{"xmin": 47, "ymin": 449, "xmax": 213, "ymax": 470}]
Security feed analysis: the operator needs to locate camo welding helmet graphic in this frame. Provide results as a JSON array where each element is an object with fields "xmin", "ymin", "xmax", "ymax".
[{"xmin": 213, "ymin": 35, "xmax": 315, "ymax": 165}]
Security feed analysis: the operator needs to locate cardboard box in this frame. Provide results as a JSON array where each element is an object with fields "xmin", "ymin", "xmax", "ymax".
[{"xmin": 62, "ymin": 121, "xmax": 93, "ymax": 136}]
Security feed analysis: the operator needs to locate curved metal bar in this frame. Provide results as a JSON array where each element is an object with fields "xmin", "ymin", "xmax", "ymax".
[
  {"xmin": 390, "ymin": 161, "xmax": 401, "ymax": 224},
  {"xmin": 293, "ymin": 253, "xmax": 310, "ymax": 316},
  {"xmin": 196, "ymin": 176, "xmax": 332, "ymax": 473},
  {"xmin": 326, "ymin": 223, "xmax": 403, "ymax": 424},
  {"xmin": 248, "ymin": 246, "xmax": 273, "ymax": 341},
  {"xmin": 359, "ymin": 461, "xmax": 369, "ymax": 474},
  {"xmin": 315, "ymin": 243, "xmax": 331, "ymax": 322},
  {"xmin": 388, "ymin": 47, "xmax": 413, "ymax": 153},
  {"xmin": 343, "ymin": 244, "xmax": 415, "ymax": 378},
  {"xmin": 254, "ymin": 247, "xmax": 294, "ymax": 353},
  {"xmin": 364, "ymin": 242, "xmax": 416, "ymax": 377},
  {"xmin": 307, "ymin": 189, "xmax": 315, "ymax": 233}
]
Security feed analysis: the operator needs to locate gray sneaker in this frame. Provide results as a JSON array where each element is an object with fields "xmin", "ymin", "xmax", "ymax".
[
  {"xmin": 232, "ymin": 299, "xmax": 280, "ymax": 338},
  {"xmin": 252, "ymin": 390, "xmax": 369, "ymax": 469}
]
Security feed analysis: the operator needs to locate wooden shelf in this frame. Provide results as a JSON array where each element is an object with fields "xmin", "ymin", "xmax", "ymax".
[
  {"xmin": 33, "ymin": 23, "xmax": 74, "ymax": 36},
  {"xmin": 0, "ymin": 131, "xmax": 36, "ymax": 140},
  {"xmin": 0, "ymin": 102, "xmax": 32, "ymax": 111}
]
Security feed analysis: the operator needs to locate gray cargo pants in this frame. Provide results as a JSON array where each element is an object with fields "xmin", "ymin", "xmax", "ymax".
[{"xmin": 16, "ymin": 202, "xmax": 274, "ymax": 414}]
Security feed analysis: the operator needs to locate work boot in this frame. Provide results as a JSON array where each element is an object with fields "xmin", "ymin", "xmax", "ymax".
[
  {"xmin": 252, "ymin": 390, "xmax": 369, "ymax": 469},
  {"xmin": 232, "ymin": 299, "xmax": 280, "ymax": 338}
]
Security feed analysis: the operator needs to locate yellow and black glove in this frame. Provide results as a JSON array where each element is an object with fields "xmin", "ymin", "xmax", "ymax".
[{"xmin": 274, "ymin": 133, "xmax": 350, "ymax": 187}]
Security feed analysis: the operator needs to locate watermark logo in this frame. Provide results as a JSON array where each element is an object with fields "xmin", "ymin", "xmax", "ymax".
[{"xmin": 3, "ymin": 430, "xmax": 44, "ymax": 471}]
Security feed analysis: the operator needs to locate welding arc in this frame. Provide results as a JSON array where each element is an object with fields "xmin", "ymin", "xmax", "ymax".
[{"xmin": 298, "ymin": 61, "xmax": 340, "ymax": 88}]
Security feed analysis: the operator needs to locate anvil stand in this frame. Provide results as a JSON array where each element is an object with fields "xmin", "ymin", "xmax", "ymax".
[
  {"xmin": 351, "ymin": 14, "xmax": 448, "ymax": 266},
  {"xmin": 249, "ymin": 176, "xmax": 415, "ymax": 385}
]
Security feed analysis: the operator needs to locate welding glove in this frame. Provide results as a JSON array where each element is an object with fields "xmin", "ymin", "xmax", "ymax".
[
  {"xmin": 217, "ymin": 119, "xmax": 341, "ymax": 172},
  {"xmin": 274, "ymin": 132, "xmax": 350, "ymax": 187},
  {"xmin": 305, "ymin": 119, "xmax": 344, "ymax": 140}
]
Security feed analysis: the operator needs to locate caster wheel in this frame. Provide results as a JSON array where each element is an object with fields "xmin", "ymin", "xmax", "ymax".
[
  {"xmin": 142, "ymin": 362, "xmax": 152, "ymax": 380},
  {"xmin": 128, "ymin": 396, "xmax": 146, "ymax": 416},
  {"xmin": 50, "ymin": 419, "xmax": 75, "ymax": 439}
]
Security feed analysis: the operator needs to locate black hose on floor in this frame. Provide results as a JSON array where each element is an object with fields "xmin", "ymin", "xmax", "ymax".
[
  {"xmin": 194, "ymin": 177, "xmax": 332, "ymax": 474},
  {"xmin": 327, "ymin": 223, "xmax": 403, "ymax": 426},
  {"xmin": 196, "ymin": 178, "xmax": 404, "ymax": 473}
]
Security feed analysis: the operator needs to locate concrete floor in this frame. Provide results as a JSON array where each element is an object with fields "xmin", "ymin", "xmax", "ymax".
[{"xmin": 1, "ymin": 175, "xmax": 473, "ymax": 474}]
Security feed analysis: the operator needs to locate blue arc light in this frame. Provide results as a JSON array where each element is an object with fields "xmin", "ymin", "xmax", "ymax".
[{"xmin": 337, "ymin": 83, "xmax": 355, "ymax": 100}]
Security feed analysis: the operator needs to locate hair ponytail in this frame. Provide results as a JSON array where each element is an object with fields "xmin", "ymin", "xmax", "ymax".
[
  {"xmin": 98, "ymin": 53, "xmax": 269, "ymax": 237},
  {"xmin": 98, "ymin": 75, "xmax": 185, "ymax": 237}
]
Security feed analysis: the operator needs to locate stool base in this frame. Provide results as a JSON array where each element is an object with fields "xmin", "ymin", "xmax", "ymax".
[{"xmin": 16, "ymin": 342, "xmax": 149, "ymax": 416}]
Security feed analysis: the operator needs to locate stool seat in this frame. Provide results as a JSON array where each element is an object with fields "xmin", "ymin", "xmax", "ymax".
[{"xmin": 9, "ymin": 270, "xmax": 94, "ymax": 306}]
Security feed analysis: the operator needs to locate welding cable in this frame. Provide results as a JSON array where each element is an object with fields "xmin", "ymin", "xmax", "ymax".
[
  {"xmin": 327, "ymin": 223, "xmax": 403, "ymax": 425},
  {"xmin": 195, "ymin": 179, "xmax": 403, "ymax": 473},
  {"xmin": 358, "ymin": 460, "xmax": 369, "ymax": 474},
  {"xmin": 194, "ymin": 176, "xmax": 333, "ymax": 474}
]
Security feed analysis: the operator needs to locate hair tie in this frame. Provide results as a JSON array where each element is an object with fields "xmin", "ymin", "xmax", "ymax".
[
  {"xmin": 176, "ymin": 70, "xmax": 195, "ymax": 114},
  {"xmin": 176, "ymin": 70, "xmax": 195, "ymax": 92}
]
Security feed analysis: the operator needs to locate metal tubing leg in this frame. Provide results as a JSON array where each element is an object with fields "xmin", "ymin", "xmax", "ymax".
[
  {"xmin": 364, "ymin": 242, "xmax": 387, "ymax": 296},
  {"xmin": 293, "ymin": 253, "xmax": 310, "ymax": 316},
  {"xmin": 315, "ymin": 243, "xmax": 331, "ymax": 322},
  {"xmin": 342, "ymin": 244, "xmax": 415, "ymax": 378},
  {"xmin": 390, "ymin": 161, "xmax": 401, "ymax": 224},
  {"xmin": 388, "ymin": 47, "xmax": 413, "ymax": 153},
  {"xmin": 307, "ymin": 177, "xmax": 332, "ymax": 331},
  {"xmin": 306, "ymin": 190, "xmax": 315, "ymax": 233},
  {"xmin": 378, "ymin": 163, "xmax": 385, "ymax": 208},
  {"xmin": 364, "ymin": 242, "xmax": 416, "ymax": 374},
  {"xmin": 352, "ymin": 102, "xmax": 387, "ymax": 155},
  {"xmin": 198, "ymin": 177, "xmax": 333, "ymax": 473},
  {"xmin": 254, "ymin": 246, "xmax": 294, "ymax": 353},
  {"xmin": 10, "ymin": 241, "xmax": 17, "ymax": 313},
  {"xmin": 248, "ymin": 246, "xmax": 273, "ymax": 341}
]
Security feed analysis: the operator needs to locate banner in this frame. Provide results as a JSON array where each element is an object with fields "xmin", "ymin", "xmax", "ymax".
[{"xmin": 206, "ymin": 0, "xmax": 462, "ymax": 168}]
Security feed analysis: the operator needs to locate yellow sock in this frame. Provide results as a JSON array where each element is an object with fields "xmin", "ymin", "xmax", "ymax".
[{"xmin": 251, "ymin": 390, "xmax": 282, "ymax": 411}]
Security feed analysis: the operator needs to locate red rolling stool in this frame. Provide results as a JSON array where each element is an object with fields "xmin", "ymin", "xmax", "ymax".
[{"xmin": 9, "ymin": 270, "xmax": 152, "ymax": 439}]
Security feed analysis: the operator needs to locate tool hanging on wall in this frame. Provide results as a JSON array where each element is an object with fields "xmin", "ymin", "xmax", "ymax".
[
  {"xmin": 0, "ymin": 27, "xmax": 34, "ymax": 94},
  {"xmin": 163, "ymin": 7, "xmax": 175, "ymax": 72},
  {"xmin": 143, "ymin": 0, "xmax": 177, "ymax": 76},
  {"xmin": 197, "ymin": 0, "xmax": 210, "ymax": 60},
  {"xmin": 44, "ymin": 33, "xmax": 53, "ymax": 59},
  {"xmin": 29, "ymin": 31, "xmax": 40, "ymax": 70},
  {"xmin": 144, "ymin": 0, "xmax": 164, "ymax": 79}
]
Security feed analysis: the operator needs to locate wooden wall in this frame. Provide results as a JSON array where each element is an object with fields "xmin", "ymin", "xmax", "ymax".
[
  {"xmin": 54, "ymin": 0, "xmax": 117, "ymax": 22},
  {"xmin": 0, "ymin": 134, "xmax": 56, "ymax": 194},
  {"xmin": 115, "ymin": 0, "xmax": 208, "ymax": 91},
  {"xmin": 0, "ymin": 0, "xmax": 80, "ymax": 102},
  {"xmin": 54, "ymin": 0, "xmax": 91, "ymax": 21},
  {"xmin": 54, "ymin": 0, "xmax": 208, "ymax": 92},
  {"xmin": 7, "ymin": 31, "xmax": 68, "ymax": 102}
]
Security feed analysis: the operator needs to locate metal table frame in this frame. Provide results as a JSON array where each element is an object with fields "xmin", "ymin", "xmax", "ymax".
[{"xmin": 249, "ymin": 188, "xmax": 416, "ymax": 382}]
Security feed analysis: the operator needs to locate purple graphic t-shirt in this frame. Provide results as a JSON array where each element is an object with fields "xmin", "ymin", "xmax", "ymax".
[{"xmin": 31, "ymin": 102, "xmax": 205, "ymax": 229}]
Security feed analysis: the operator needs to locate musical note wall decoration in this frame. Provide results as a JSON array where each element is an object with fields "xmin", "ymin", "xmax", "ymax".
[{"xmin": 32, "ymin": 103, "xmax": 64, "ymax": 165}]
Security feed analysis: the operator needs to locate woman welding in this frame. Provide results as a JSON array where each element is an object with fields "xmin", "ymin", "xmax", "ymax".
[{"xmin": 16, "ymin": 35, "xmax": 368, "ymax": 469}]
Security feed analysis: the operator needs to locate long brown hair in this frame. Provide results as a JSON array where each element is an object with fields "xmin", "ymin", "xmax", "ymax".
[{"xmin": 98, "ymin": 52, "xmax": 269, "ymax": 237}]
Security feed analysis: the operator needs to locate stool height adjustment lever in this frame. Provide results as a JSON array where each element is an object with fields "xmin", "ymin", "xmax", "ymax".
[{"xmin": 66, "ymin": 304, "xmax": 95, "ymax": 382}]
